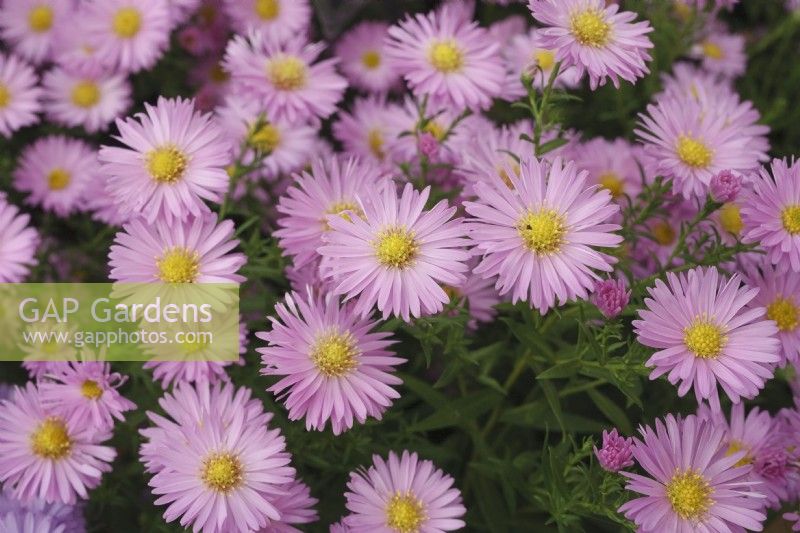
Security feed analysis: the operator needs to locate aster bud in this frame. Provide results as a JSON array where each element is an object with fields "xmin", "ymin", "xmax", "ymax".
[
  {"xmin": 709, "ymin": 170, "xmax": 741, "ymax": 203},
  {"xmin": 594, "ymin": 428, "xmax": 634, "ymax": 472},
  {"xmin": 418, "ymin": 132, "xmax": 439, "ymax": 159},
  {"xmin": 590, "ymin": 278, "xmax": 630, "ymax": 319}
]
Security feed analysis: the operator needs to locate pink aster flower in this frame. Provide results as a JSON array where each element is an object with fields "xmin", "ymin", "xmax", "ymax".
[
  {"xmin": 742, "ymin": 159, "xmax": 800, "ymax": 272},
  {"xmin": 636, "ymin": 94, "xmax": 769, "ymax": 199},
  {"xmin": 265, "ymin": 479, "xmax": 319, "ymax": 532},
  {"xmin": 0, "ymin": 53, "xmax": 43, "ymax": 138},
  {"xmin": 319, "ymin": 182, "xmax": 471, "ymax": 321},
  {"xmin": 224, "ymin": 31, "xmax": 347, "ymax": 123},
  {"xmin": 333, "ymin": 96, "xmax": 406, "ymax": 169},
  {"xmin": 275, "ymin": 157, "xmax": 390, "ymax": 269},
  {"xmin": 0, "ymin": 508, "xmax": 69, "ymax": 533},
  {"xmin": 594, "ymin": 428, "xmax": 634, "ymax": 472},
  {"xmin": 42, "ymin": 67, "xmax": 131, "ymax": 133},
  {"xmin": 691, "ymin": 30, "xmax": 746, "ymax": 79},
  {"xmin": 258, "ymin": 289, "xmax": 404, "ymax": 435},
  {"xmin": 528, "ymin": 0, "xmax": 654, "ymax": 89},
  {"xmin": 82, "ymin": 0, "xmax": 171, "ymax": 73},
  {"xmin": 343, "ymin": 450, "xmax": 466, "ymax": 532},
  {"xmin": 0, "ymin": 0, "xmax": 69, "ymax": 64},
  {"xmin": 215, "ymin": 94, "xmax": 317, "ymax": 181},
  {"xmin": 619, "ymin": 413, "xmax": 766, "ymax": 532},
  {"xmin": 109, "ymin": 214, "xmax": 246, "ymax": 284},
  {"xmin": 464, "ymin": 156, "xmax": 622, "ymax": 313},
  {"xmin": 0, "ymin": 384, "xmax": 116, "ymax": 505},
  {"xmin": 143, "ymin": 385, "xmax": 296, "ymax": 533},
  {"xmin": 0, "ymin": 198, "xmax": 39, "ymax": 283},
  {"xmin": 502, "ymin": 27, "xmax": 581, "ymax": 98},
  {"xmin": 570, "ymin": 138, "xmax": 644, "ymax": 202},
  {"xmin": 709, "ymin": 169, "xmax": 742, "ymax": 203},
  {"xmin": 461, "ymin": 121, "xmax": 533, "ymax": 196},
  {"xmin": 13, "ymin": 135, "xmax": 98, "ymax": 217},
  {"xmin": 335, "ymin": 21, "xmax": 401, "ymax": 94},
  {"xmin": 385, "ymin": 3, "xmax": 505, "ymax": 111},
  {"xmin": 634, "ymin": 267, "xmax": 781, "ymax": 407},
  {"xmin": 81, "ymin": 174, "xmax": 131, "ymax": 226},
  {"xmin": 38, "ymin": 361, "xmax": 136, "ymax": 432},
  {"xmin": 591, "ymin": 278, "xmax": 630, "ymax": 319},
  {"xmin": 745, "ymin": 260, "xmax": 800, "ymax": 366},
  {"xmin": 222, "ymin": 0, "xmax": 310, "ymax": 44},
  {"xmin": 99, "ymin": 96, "xmax": 231, "ymax": 224}
]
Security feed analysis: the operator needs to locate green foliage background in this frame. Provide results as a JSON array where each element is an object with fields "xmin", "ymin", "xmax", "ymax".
[{"xmin": 0, "ymin": 1, "xmax": 798, "ymax": 531}]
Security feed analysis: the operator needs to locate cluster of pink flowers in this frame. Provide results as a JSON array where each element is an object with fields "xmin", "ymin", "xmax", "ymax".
[{"xmin": 0, "ymin": 0, "xmax": 799, "ymax": 531}]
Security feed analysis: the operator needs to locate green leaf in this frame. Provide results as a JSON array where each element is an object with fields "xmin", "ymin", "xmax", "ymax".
[
  {"xmin": 408, "ymin": 391, "xmax": 501, "ymax": 432},
  {"xmin": 587, "ymin": 388, "xmax": 633, "ymax": 435},
  {"xmin": 537, "ymin": 359, "xmax": 582, "ymax": 380}
]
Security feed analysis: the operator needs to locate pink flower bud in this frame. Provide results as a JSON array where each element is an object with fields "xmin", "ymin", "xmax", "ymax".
[
  {"xmin": 418, "ymin": 132, "xmax": 439, "ymax": 159},
  {"xmin": 590, "ymin": 278, "xmax": 630, "ymax": 319},
  {"xmin": 594, "ymin": 428, "xmax": 634, "ymax": 472},
  {"xmin": 709, "ymin": 170, "xmax": 741, "ymax": 203}
]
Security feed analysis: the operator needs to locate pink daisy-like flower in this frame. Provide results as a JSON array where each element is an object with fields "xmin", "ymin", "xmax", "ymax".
[
  {"xmin": 0, "ymin": 53, "xmax": 43, "ymax": 138},
  {"xmin": 0, "ymin": 198, "xmax": 39, "ymax": 283},
  {"xmin": 265, "ymin": 479, "xmax": 319, "ymax": 532},
  {"xmin": 81, "ymin": 174, "xmax": 131, "ymax": 226},
  {"xmin": 464, "ymin": 156, "xmax": 622, "ymax": 313},
  {"xmin": 319, "ymin": 182, "xmax": 471, "ymax": 321},
  {"xmin": 502, "ymin": 27, "xmax": 581, "ymax": 99},
  {"xmin": 633, "ymin": 266, "xmax": 781, "ymax": 406},
  {"xmin": 224, "ymin": 31, "xmax": 347, "ymax": 123},
  {"xmin": 82, "ymin": 0, "xmax": 171, "ymax": 73},
  {"xmin": 691, "ymin": 30, "xmax": 746, "ymax": 79},
  {"xmin": 742, "ymin": 159, "xmax": 800, "ymax": 272},
  {"xmin": 99, "ymin": 96, "xmax": 231, "ymax": 224},
  {"xmin": 385, "ymin": 3, "xmax": 505, "ymax": 111},
  {"xmin": 343, "ymin": 450, "xmax": 466, "ymax": 532},
  {"xmin": 109, "ymin": 214, "xmax": 246, "ymax": 284},
  {"xmin": 0, "ymin": 0, "xmax": 69, "ymax": 65},
  {"xmin": 745, "ymin": 259, "xmax": 800, "ymax": 365},
  {"xmin": 13, "ymin": 135, "xmax": 98, "ymax": 217},
  {"xmin": 619, "ymin": 413, "xmax": 766, "ymax": 532},
  {"xmin": 461, "ymin": 121, "xmax": 533, "ymax": 196},
  {"xmin": 0, "ymin": 508, "xmax": 68, "ymax": 533},
  {"xmin": 528, "ymin": 0, "xmax": 654, "ymax": 90},
  {"xmin": 275, "ymin": 157, "xmax": 390, "ymax": 270},
  {"xmin": 335, "ymin": 21, "xmax": 401, "ymax": 94},
  {"xmin": 143, "ymin": 385, "xmax": 296, "ymax": 533},
  {"xmin": 570, "ymin": 138, "xmax": 644, "ymax": 202},
  {"xmin": 215, "ymin": 94, "xmax": 317, "ymax": 181},
  {"xmin": 38, "ymin": 361, "xmax": 136, "ymax": 432},
  {"xmin": 42, "ymin": 67, "xmax": 131, "ymax": 133},
  {"xmin": 636, "ymin": 94, "xmax": 769, "ymax": 199},
  {"xmin": 222, "ymin": 0, "xmax": 310, "ymax": 44},
  {"xmin": 332, "ymin": 96, "xmax": 406, "ymax": 170},
  {"xmin": 0, "ymin": 384, "xmax": 116, "ymax": 505},
  {"xmin": 257, "ymin": 289, "xmax": 404, "ymax": 435}
]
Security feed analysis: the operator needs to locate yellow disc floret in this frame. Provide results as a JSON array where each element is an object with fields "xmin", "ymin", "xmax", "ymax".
[
  {"xmin": 598, "ymin": 172, "xmax": 624, "ymax": 199},
  {"xmin": 718, "ymin": 203, "xmax": 743, "ymax": 235},
  {"xmin": 80, "ymin": 379, "xmax": 103, "ymax": 400},
  {"xmin": 31, "ymin": 417, "xmax": 72, "ymax": 459},
  {"xmin": 534, "ymin": 50, "xmax": 556, "ymax": 71},
  {"xmin": 71, "ymin": 80, "xmax": 101, "ymax": 108},
  {"xmin": 48, "ymin": 168, "xmax": 71, "ymax": 191},
  {"xmin": 310, "ymin": 330, "xmax": 358, "ymax": 377},
  {"xmin": 517, "ymin": 209, "xmax": 565, "ymax": 255},
  {"xmin": 386, "ymin": 492, "xmax": 425, "ymax": 533},
  {"xmin": 248, "ymin": 123, "xmax": 281, "ymax": 154},
  {"xmin": 146, "ymin": 146, "xmax": 188, "ymax": 183},
  {"xmin": 767, "ymin": 297, "xmax": 799, "ymax": 332},
  {"xmin": 375, "ymin": 227, "xmax": 418, "ymax": 269},
  {"xmin": 666, "ymin": 470, "xmax": 713, "ymax": 521},
  {"xmin": 676, "ymin": 135, "xmax": 713, "ymax": 169},
  {"xmin": 702, "ymin": 41, "xmax": 724, "ymax": 60},
  {"xmin": 28, "ymin": 5, "xmax": 54, "ymax": 32},
  {"xmin": 428, "ymin": 41, "xmax": 463, "ymax": 73},
  {"xmin": 781, "ymin": 205, "xmax": 800, "ymax": 235},
  {"xmin": 362, "ymin": 50, "xmax": 381, "ymax": 69},
  {"xmin": 571, "ymin": 10, "xmax": 611, "ymax": 47},
  {"xmin": 112, "ymin": 8, "xmax": 142, "ymax": 39},
  {"xmin": 268, "ymin": 56, "xmax": 307, "ymax": 91},
  {"xmin": 683, "ymin": 320, "xmax": 726, "ymax": 359},
  {"xmin": 157, "ymin": 248, "xmax": 200, "ymax": 283},
  {"xmin": 0, "ymin": 84, "xmax": 10, "ymax": 108},
  {"xmin": 254, "ymin": 0, "xmax": 280, "ymax": 20},
  {"xmin": 201, "ymin": 452, "xmax": 243, "ymax": 492}
]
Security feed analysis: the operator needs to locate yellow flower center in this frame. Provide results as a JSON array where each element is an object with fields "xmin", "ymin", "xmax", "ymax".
[
  {"xmin": 31, "ymin": 417, "xmax": 72, "ymax": 459},
  {"xmin": 666, "ymin": 470, "xmax": 713, "ymax": 521},
  {"xmin": 718, "ymin": 203, "xmax": 743, "ymax": 235},
  {"xmin": 702, "ymin": 41, "xmax": 724, "ymax": 60},
  {"xmin": 423, "ymin": 121, "xmax": 445, "ymax": 141},
  {"xmin": 112, "ymin": 8, "xmax": 142, "ymax": 39},
  {"xmin": 375, "ymin": 227, "xmax": 418, "ymax": 269},
  {"xmin": 571, "ymin": 10, "xmax": 611, "ymax": 47},
  {"xmin": 428, "ymin": 41, "xmax": 463, "ymax": 73},
  {"xmin": 386, "ymin": 493, "xmax": 425, "ymax": 533},
  {"xmin": 674, "ymin": 3, "xmax": 694, "ymax": 22},
  {"xmin": 534, "ymin": 50, "xmax": 556, "ymax": 71},
  {"xmin": 310, "ymin": 330, "xmax": 358, "ymax": 377},
  {"xmin": 683, "ymin": 320, "xmax": 726, "ymax": 358},
  {"xmin": 209, "ymin": 63, "xmax": 229, "ymax": 83},
  {"xmin": 80, "ymin": 379, "xmax": 103, "ymax": 400},
  {"xmin": 254, "ymin": 0, "xmax": 280, "ymax": 20},
  {"xmin": 71, "ymin": 80, "xmax": 101, "ymax": 108},
  {"xmin": 676, "ymin": 135, "xmax": 713, "ymax": 169},
  {"xmin": 652, "ymin": 221, "xmax": 676, "ymax": 246},
  {"xmin": 248, "ymin": 123, "xmax": 281, "ymax": 154},
  {"xmin": 598, "ymin": 172, "xmax": 624, "ymax": 199},
  {"xmin": 157, "ymin": 248, "xmax": 200, "ymax": 283},
  {"xmin": 367, "ymin": 129, "xmax": 385, "ymax": 159},
  {"xmin": 28, "ymin": 5, "xmax": 54, "ymax": 32},
  {"xmin": 179, "ymin": 337, "xmax": 209, "ymax": 355},
  {"xmin": 725, "ymin": 440, "xmax": 753, "ymax": 468},
  {"xmin": 268, "ymin": 56, "xmax": 307, "ymax": 91},
  {"xmin": 767, "ymin": 297, "xmax": 799, "ymax": 332},
  {"xmin": 781, "ymin": 205, "xmax": 800, "ymax": 235},
  {"xmin": 0, "ymin": 84, "xmax": 10, "ymax": 108},
  {"xmin": 201, "ymin": 452, "xmax": 242, "ymax": 492},
  {"xmin": 146, "ymin": 146, "xmax": 188, "ymax": 183},
  {"xmin": 362, "ymin": 50, "xmax": 381, "ymax": 69},
  {"xmin": 48, "ymin": 168, "xmax": 71, "ymax": 191},
  {"xmin": 325, "ymin": 200, "xmax": 363, "ymax": 228},
  {"xmin": 517, "ymin": 209, "xmax": 565, "ymax": 255}
]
